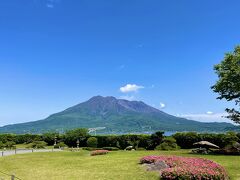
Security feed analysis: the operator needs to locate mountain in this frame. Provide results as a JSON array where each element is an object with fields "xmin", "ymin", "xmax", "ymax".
[{"xmin": 0, "ymin": 96, "xmax": 235, "ymax": 134}]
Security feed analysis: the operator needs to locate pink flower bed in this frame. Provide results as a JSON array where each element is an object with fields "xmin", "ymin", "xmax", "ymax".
[
  {"xmin": 140, "ymin": 156, "xmax": 229, "ymax": 180},
  {"xmin": 90, "ymin": 150, "xmax": 109, "ymax": 156}
]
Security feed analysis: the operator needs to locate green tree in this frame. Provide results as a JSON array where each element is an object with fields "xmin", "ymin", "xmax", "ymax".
[
  {"xmin": 64, "ymin": 128, "xmax": 89, "ymax": 147},
  {"xmin": 0, "ymin": 141, "xmax": 4, "ymax": 149},
  {"xmin": 5, "ymin": 141, "xmax": 16, "ymax": 149},
  {"xmin": 147, "ymin": 131, "xmax": 164, "ymax": 150},
  {"xmin": 155, "ymin": 137, "xmax": 179, "ymax": 151},
  {"xmin": 212, "ymin": 46, "xmax": 240, "ymax": 124},
  {"xmin": 87, "ymin": 137, "xmax": 98, "ymax": 148},
  {"xmin": 28, "ymin": 141, "xmax": 47, "ymax": 149},
  {"xmin": 42, "ymin": 132, "xmax": 59, "ymax": 145}
]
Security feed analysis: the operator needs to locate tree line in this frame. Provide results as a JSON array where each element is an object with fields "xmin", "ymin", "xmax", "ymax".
[{"xmin": 0, "ymin": 128, "xmax": 239, "ymax": 150}]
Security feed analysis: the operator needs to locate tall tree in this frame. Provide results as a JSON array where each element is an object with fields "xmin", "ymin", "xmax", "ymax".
[{"xmin": 212, "ymin": 46, "xmax": 240, "ymax": 124}]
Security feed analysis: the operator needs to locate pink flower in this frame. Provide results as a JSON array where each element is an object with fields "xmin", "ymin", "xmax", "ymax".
[
  {"xmin": 140, "ymin": 155, "xmax": 229, "ymax": 180},
  {"xmin": 90, "ymin": 150, "xmax": 109, "ymax": 156}
]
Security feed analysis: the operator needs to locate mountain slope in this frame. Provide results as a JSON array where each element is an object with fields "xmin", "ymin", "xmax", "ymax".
[{"xmin": 0, "ymin": 96, "xmax": 235, "ymax": 134}]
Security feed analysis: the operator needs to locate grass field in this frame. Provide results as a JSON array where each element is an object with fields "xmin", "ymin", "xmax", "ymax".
[{"xmin": 0, "ymin": 150, "xmax": 239, "ymax": 180}]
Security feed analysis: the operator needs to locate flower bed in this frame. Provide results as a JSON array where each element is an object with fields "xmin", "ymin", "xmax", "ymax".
[
  {"xmin": 140, "ymin": 156, "xmax": 229, "ymax": 180},
  {"xmin": 90, "ymin": 150, "xmax": 109, "ymax": 156}
]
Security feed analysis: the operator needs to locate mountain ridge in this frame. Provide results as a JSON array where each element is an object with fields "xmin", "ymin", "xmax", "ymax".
[{"xmin": 0, "ymin": 96, "xmax": 235, "ymax": 134}]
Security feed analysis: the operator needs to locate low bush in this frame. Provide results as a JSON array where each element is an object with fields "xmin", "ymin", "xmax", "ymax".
[
  {"xmin": 27, "ymin": 141, "xmax": 47, "ymax": 149},
  {"xmin": 218, "ymin": 142, "xmax": 240, "ymax": 155},
  {"xmin": 140, "ymin": 156, "xmax": 229, "ymax": 180},
  {"xmin": 155, "ymin": 137, "xmax": 179, "ymax": 151},
  {"xmin": 54, "ymin": 142, "xmax": 67, "ymax": 149},
  {"xmin": 87, "ymin": 137, "xmax": 98, "ymax": 148},
  {"xmin": 90, "ymin": 150, "xmax": 109, "ymax": 156},
  {"xmin": 4, "ymin": 141, "xmax": 16, "ymax": 149},
  {"xmin": 82, "ymin": 147, "xmax": 103, "ymax": 151},
  {"xmin": 0, "ymin": 141, "xmax": 4, "ymax": 149},
  {"xmin": 173, "ymin": 132, "xmax": 239, "ymax": 149},
  {"xmin": 102, "ymin": 147, "xmax": 119, "ymax": 151}
]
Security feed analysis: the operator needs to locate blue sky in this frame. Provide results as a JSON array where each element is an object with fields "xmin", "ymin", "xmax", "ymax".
[{"xmin": 0, "ymin": 0, "xmax": 239, "ymax": 126}]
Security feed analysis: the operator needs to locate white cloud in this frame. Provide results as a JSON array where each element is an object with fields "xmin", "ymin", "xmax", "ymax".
[
  {"xmin": 120, "ymin": 84, "xmax": 144, "ymax": 93},
  {"xmin": 206, "ymin": 111, "xmax": 214, "ymax": 115},
  {"xmin": 160, "ymin": 102, "xmax": 166, "ymax": 109},
  {"xmin": 179, "ymin": 112, "xmax": 233, "ymax": 123},
  {"xmin": 119, "ymin": 95, "xmax": 135, "ymax": 101}
]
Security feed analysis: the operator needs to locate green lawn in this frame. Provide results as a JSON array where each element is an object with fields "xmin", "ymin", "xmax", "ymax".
[{"xmin": 0, "ymin": 150, "xmax": 239, "ymax": 180}]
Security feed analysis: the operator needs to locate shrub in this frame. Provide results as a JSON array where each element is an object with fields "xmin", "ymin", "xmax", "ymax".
[
  {"xmin": 4, "ymin": 141, "xmax": 16, "ymax": 149},
  {"xmin": 219, "ymin": 142, "xmax": 240, "ymax": 155},
  {"xmin": 102, "ymin": 147, "xmax": 119, "ymax": 151},
  {"xmin": 87, "ymin": 137, "xmax": 98, "ymax": 148},
  {"xmin": 147, "ymin": 131, "xmax": 164, "ymax": 150},
  {"xmin": 42, "ymin": 133, "xmax": 59, "ymax": 146},
  {"xmin": 136, "ymin": 147, "xmax": 146, "ymax": 151},
  {"xmin": 54, "ymin": 142, "xmax": 67, "ymax": 149},
  {"xmin": 173, "ymin": 132, "xmax": 200, "ymax": 149},
  {"xmin": 64, "ymin": 128, "xmax": 89, "ymax": 147},
  {"xmin": 27, "ymin": 141, "xmax": 47, "ymax": 149},
  {"xmin": 15, "ymin": 134, "xmax": 42, "ymax": 144},
  {"xmin": 155, "ymin": 137, "xmax": 179, "ymax": 151},
  {"xmin": 82, "ymin": 147, "xmax": 103, "ymax": 151},
  {"xmin": 140, "ymin": 156, "xmax": 229, "ymax": 180},
  {"xmin": 0, "ymin": 141, "xmax": 4, "ymax": 149},
  {"xmin": 173, "ymin": 132, "xmax": 240, "ymax": 149},
  {"xmin": 90, "ymin": 150, "xmax": 109, "ymax": 156}
]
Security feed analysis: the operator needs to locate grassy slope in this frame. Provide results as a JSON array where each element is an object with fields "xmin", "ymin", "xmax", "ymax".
[{"xmin": 0, "ymin": 150, "xmax": 239, "ymax": 180}]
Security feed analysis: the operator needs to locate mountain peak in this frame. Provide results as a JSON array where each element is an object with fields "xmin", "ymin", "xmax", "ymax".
[
  {"xmin": 89, "ymin": 95, "xmax": 117, "ymax": 101},
  {"xmin": 0, "ymin": 95, "xmax": 235, "ymax": 134}
]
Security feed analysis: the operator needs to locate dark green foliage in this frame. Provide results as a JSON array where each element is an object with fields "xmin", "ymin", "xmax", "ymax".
[
  {"xmin": 0, "ymin": 134, "xmax": 42, "ymax": 144},
  {"xmin": 54, "ymin": 142, "xmax": 67, "ymax": 149},
  {"xmin": 42, "ymin": 133, "xmax": 60, "ymax": 146},
  {"xmin": 0, "ymin": 96, "xmax": 235, "ymax": 134},
  {"xmin": 174, "ymin": 132, "xmax": 239, "ymax": 149},
  {"xmin": 27, "ymin": 141, "xmax": 47, "ymax": 149},
  {"xmin": 94, "ymin": 134, "xmax": 152, "ymax": 149},
  {"xmin": 82, "ymin": 147, "xmax": 103, "ymax": 151},
  {"xmin": 15, "ymin": 134, "xmax": 42, "ymax": 144},
  {"xmin": 0, "ymin": 130, "xmax": 239, "ymax": 150},
  {"xmin": 155, "ymin": 137, "xmax": 179, "ymax": 151},
  {"xmin": 136, "ymin": 147, "xmax": 146, "ymax": 151},
  {"xmin": 0, "ymin": 141, "xmax": 4, "ymax": 149},
  {"xmin": 219, "ymin": 142, "xmax": 240, "ymax": 155},
  {"xmin": 0, "ymin": 134, "xmax": 16, "ymax": 143},
  {"xmin": 64, "ymin": 128, "xmax": 89, "ymax": 147},
  {"xmin": 173, "ymin": 132, "xmax": 201, "ymax": 149},
  {"xmin": 87, "ymin": 137, "xmax": 98, "ymax": 148},
  {"xmin": 212, "ymin": 46, "xmax": 240, "ymax": 124},
  {"xmin": 102, "ymin": 147, "xmax": 119, "ymax": 151},
  {"xmin": 146, "ymin": 131, "xmax": 164, "ymax": 150},
  {"xmin": 4, "ymin": 141, "xmax": 16, "ymax": 149},
  {"xmin": 237, "ymin": 133, "xmax": 240, "ymax": 140}
]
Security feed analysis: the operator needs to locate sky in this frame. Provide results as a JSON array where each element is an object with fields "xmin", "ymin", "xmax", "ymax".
[{"xmin": 0, "ymin": 0, "xmax": 239, "ymax": 126}]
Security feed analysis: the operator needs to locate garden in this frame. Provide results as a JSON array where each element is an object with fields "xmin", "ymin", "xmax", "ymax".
[
  {"xmin": 0, "ymin": 129, "xmax": 240, "ymax": 179},
  {"xmin": 0, "ymin": 150, "xmax": 239, "ymax": 179}
]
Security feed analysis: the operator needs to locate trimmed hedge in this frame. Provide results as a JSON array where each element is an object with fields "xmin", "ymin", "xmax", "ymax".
[
  {"xmin": 173, "ymin": 132, "xmax": 239, "ymax": 149},
  {"xmin": 0, "ymin": 130, "xmax": 239, "ymax": 150},
  {"xmin": 102, "ymin": 147, "xmax": 119, "ymax": 151}
]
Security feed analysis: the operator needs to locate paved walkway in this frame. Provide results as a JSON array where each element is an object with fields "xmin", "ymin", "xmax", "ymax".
[{"xmin": 0, "ymin": 148, "xmax": 62, "ymax": 157}]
